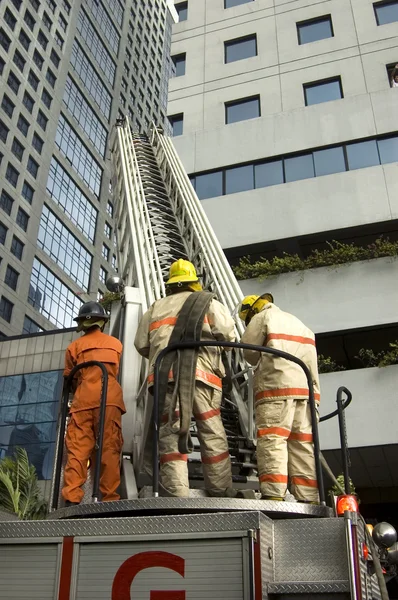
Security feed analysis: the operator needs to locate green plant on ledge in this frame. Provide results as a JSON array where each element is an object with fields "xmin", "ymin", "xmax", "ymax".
[
  {"xmin": 233, "ymin": 236, "xmax": 398, "ymax": 280},
  {"xmin": 356, "ymin": 341, "xmax": 398, "ymax": 369},
  {"xmin": 99, "ymin": 291, "xmax": 121, "ymax": 311},
  {"xmin": 317, "ymin": 355, "xmax": 346, "ymax": 374}
]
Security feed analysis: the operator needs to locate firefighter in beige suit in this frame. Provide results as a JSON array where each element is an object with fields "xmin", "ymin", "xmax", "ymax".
[
  {"xmin": 240, "ymin": 294, "xmax": 320, "ymax": 503},
  {"xmin": 135, "ymin": 259, "xmax": 236, "ymax": 497}
]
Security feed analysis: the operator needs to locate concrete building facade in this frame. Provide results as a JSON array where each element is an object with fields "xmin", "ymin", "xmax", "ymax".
[
  {"xmin": 0, "ymin": 0, "xmax": 175, "ymax": 337},
  {"xmin": 169, "ymin": 0, "xmax": 398, "ymax": 507}
]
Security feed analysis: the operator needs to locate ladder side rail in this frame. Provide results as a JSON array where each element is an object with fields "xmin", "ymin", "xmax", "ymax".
[{"xmin": 120, "ymin": 126, "xmax": 161, "ymax": 306}]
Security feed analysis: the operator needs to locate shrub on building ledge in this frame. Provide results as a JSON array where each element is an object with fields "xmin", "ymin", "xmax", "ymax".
[
  {"xmin": 356, "ymin": 341, "xmax": 398, "ymax": 369},
  {"xmin": 317, "ymin": 355, "xmax": 346, "ymax": 374},
  {"xmin": 234, "ymin": 237, "xmax": 398, "ymax": 280}
]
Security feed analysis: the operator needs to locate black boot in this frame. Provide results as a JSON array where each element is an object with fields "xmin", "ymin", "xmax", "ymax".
[{"xmin": 65, "ymin": 500, "xmax": 80, "ymax": 507}]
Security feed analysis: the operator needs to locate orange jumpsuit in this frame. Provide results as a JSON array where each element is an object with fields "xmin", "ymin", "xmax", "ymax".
[{"xmin": 62, "ymin": 328, "xmax": 126, "ymax": 503}]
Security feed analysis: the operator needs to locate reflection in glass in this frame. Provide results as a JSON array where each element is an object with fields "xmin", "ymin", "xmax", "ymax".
[
  {"xmin": 225, "ymin": 35, "xmax": 257, "ymax": 63},
  {"xmin": 226, "ymin": 97, "xmax": 260, "ymax": 124},
  {"xmin": 374, "ymin": 1, "xmax": 398, "ymax": 25},
  {"xmin": 225, "ymin": 164, "xmax": 254, "ymax": 194},
  {"xmin": 313, "ymin": 146, "xmax": 346, "ymax": 176},
  {"xmin": 285, "ymin": 154, "xmax": 315, "ymax": 182},
  {"xmin": 305, "ymin": 79, "xmax": 342, "ymax": 105},
  {"xmin": 298, "ymin": 17, "xmax": 333, "ymax": 44},
  {"xmin": 378, "ymin": 136, "xmax": 398, "ymax": 164},
  {"xmin": 346, "ymin": 140, "xmax": 380, "ymax": 171},
  {"xmin": 195, "ymin": 171, "xmax": 223, "ymax": 200},
  {"xmin": 255, "ymin": 160, "xmax": 284, "ymax": 188},
  {"xmin": 0, "ymin": 370, "xmax": 63, "ymax": 479}
]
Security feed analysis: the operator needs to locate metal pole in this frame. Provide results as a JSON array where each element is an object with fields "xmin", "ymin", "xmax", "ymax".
[
  {"xmin": 247, "ymin": 529, "xmax": 256, "ymax": 600},
  {"xmin": 153, "ymin": 340, "xmax": 325, "ymax": 504},
  {"xmin": 51, "ymin": 383, "xmax": 71, "ymax": 510},
  {"xmin": 336, "ymin": 386, "xmax": 351, "ymax": 495},
  {"xmin": 93, "ymin": 365, "xmax": 108, "ymax": 502}
]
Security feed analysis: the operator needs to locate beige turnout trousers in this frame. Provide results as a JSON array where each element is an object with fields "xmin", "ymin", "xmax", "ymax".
[
  {"xmin": 159, "ymin": 382, "xmax": 232, "ymax": 497},
  {"xmin": 256, "ymin": 398, "xmax": 319, "ymax": 502}
]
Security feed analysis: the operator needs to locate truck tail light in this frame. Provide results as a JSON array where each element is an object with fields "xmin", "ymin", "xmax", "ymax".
[
  {"xmin": 362, "ymin": 542, "xmax": 369, "ymax": 561},
  {"xmin": 336, "ymin": 494, "xmax": 359, "ymax": 516}
]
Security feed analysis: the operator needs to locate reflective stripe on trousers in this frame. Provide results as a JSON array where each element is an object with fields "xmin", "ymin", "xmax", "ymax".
[
  {"xmin": 256, "ymin": 398, "xmax": 319, "ymax": 502},
  {"xmin": 159, "ymin": 382, "xmax": 232, "ymax": 497}
]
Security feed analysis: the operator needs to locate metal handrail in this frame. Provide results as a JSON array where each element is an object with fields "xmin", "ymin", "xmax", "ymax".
[
  {"xmin": 152, "ymin": 341, "xmax": 325, "ymax": 505},
  {"xmin": 52, "ymin": 361, "xmax": 108, "ymax": 509},
  {"xmin": 319, "ymin": 387, "xmax": 352, "ymax": 422}
]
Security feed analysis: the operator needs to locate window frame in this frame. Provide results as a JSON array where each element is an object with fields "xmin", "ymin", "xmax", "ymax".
[
  {"xmin": 374, "ymin": 0, "xmax": 398, "ymax": 25},
  {"xmin": 225, "ymin": 95, "xmax": 261, "ymax": 124},
  {"xmin": 303, "ymin": 76, "xmax": 343, "ymax": 106},
  {"xmin": 296, "ymin": 15, "xmax": 334, "ymax": 45},
  {"xmin": 224, "ymin": 33, "xmax": 258, "ymax": 64}
]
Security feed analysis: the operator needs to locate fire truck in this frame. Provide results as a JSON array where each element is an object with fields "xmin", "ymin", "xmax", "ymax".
[{"xmin": 0, "ymin": 120, "xmax": 396, "ymax": 600}]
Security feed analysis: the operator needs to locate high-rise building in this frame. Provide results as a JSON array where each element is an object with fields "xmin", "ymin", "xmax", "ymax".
[
  {"xmin": 0, "ymin": 0, "xmax": 176, "ymax": 336},
  {"xmin": 168, "ymin": 1, "xmax": 398, "ymax": 512}
]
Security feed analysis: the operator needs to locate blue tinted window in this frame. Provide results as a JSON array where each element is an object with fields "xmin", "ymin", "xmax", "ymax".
[
  {"xmin": 304, "ymin": 79, "xmax": 342, "ymax": 105},
  {"xmin": 378, "ymin": 137, "xmax": 398, "ymax": 164},
  {"xmin": 255, "ymin": 161, "xmax": 284, "ymax": 188},
  {"xmin": 195, "ymin": 171, "xmax": 223, "ymax": 200},
  {"xmin": 225, "ymin": 165, "xmax": 254, "ymax": 194},
  {"xmin": 297, "ymin": 16, "xmax": 333, "ymax": 44},
  {"xmin": 176, "ymin": 1, "xmax": 187, "ymax": 21},
  {"xmin": 225, "ymin": 0, "xmax": 253, "ymax": 7},
  {"xmin": 0, "ymin": 370, "xmax": 63, "ymax": 479},
  {"xmin": 225, "ymin": 35, "xmax": 257, "ymax": 63},
  {"xmin": 172, "ymin": 53, "xmax": 186, "ymax": 76},
  {"xmin": 284, "ymin": 154, "xmax": 314, "ymax": 182},
  {"xmin": 346, "ymin": 140, "xmax": 380, "ymax": 170},
  {"xmin": 313, "ymin": 146, "xmax": 346, "ymax": 176},
  {"xmin": 226, "ymin": 96, "xmax": 260, "ymax": 124},
  {"xmin": 374, "ymin": 0, "xmax": 398, "ymax": 25},
  {"xmin": 169, "ymin": 114, "xmax": 183, "ymax": 136}
]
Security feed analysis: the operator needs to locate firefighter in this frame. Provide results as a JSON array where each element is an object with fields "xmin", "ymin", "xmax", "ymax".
[
  {"xmin": 239, "ymin": 294, "xmax": 320, "ymax": 503},
  {"xmin": 62, "ymin": 302, "xmax": 125, "ymax": 506},
  {"xmin": 134, "ymin": 259, "xmax": 235, "ymax": 498}
]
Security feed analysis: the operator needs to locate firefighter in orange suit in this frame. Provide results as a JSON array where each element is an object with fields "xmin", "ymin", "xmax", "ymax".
[
  {"xmin": 62, "ymin": 302, "xmax": 125, "ymax": 506},
  {"xmin": 134, "ymin": 259, "xmax": 236, "ymax": 497},
  {"xmin": 239, "ymin": 294, "xmax": 320, "ymax": 503}
]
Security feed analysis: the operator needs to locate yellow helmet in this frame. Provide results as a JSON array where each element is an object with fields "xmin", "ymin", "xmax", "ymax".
[
  {"xmin": 166, "ymin": 259, "xmax": 202, "ymax": 292},
  {"xmin": 239, "ymin": 293, "xmax": 274, "ymax": 325}
]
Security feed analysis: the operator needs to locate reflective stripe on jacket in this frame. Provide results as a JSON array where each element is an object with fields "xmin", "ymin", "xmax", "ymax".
[
  {"xmin": 134, "ymin": 291, "xmax": 236, "ymax": 391},
  {"xmin": 64, "ymin": 328, "xmax": 125, "ymax": 413},
  {"xmin": 241, "ymin": 304, "xmax": 320, "ymax": 404}
]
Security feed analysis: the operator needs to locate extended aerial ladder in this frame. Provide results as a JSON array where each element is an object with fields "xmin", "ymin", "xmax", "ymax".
[{"xmin": 0, "ymin": 118, "xmax": 394, "ymax": 600}]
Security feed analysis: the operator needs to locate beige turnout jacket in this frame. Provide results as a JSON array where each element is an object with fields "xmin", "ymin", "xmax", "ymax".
[
  {"xmin": 134, "ymin": 291, "xmax": 236, "ymax": 390},
  {"xmin": 241, "ymin": 303, "xmax": 320, "ymax": 404}
]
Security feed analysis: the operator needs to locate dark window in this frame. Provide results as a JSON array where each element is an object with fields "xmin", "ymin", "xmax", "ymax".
[
  {"xmin": 102, "ymin": 244, "xmax": 110, "ymax": 260},
  {"xmin": 0, "ymin": 296, "xmax": 13, "ymax": 322},
  {"xmin": 374, "ymin": 0, "xmax": 398, "ymax": 24},
  {"xmin": 5, "ymin": 265, "xmax": 19, "ymax": 291},
  {"xmin": 29, "ymin": 0, "xmax": 40, "ymax": 12},
  {"xmin": 59, "ymin": 14, "xmax": 67, "ymax": 31},
  {"xmin": 33, "ymin": 49, "xmax": 44, "ymax": 70},
  {"xmin": 225, "ymin": 164, "xmax": 254, "ymax": 194},
  {"xmin": 41, "ymin": 89, "xmax": 52, "ymax": 108},
  {"xmin": 22, "ymin": 180, "xmax": 34, "ymax": 203},
  {"xmin": 195, "ymin": 171, "xmax": 223, "ymax": 200},
  {"xmin": 37, "ymin": 110, "xmax": 48, "ymax": 131},
  {"xmin": 43, "ymin": 11, "xmax": 52, "ymax": 30},
  {"xmin": 38, "ymin": 30, "xmax": 48, "ymax": 50},
  {"xmin": 176, "ymin": 1, "xmax": 187, "ymax": 21},
  {"xmin": 297, "ymin": 15, "xmax": 333, "ymax": 45},
  {"xmin": 7, "ymin": 71, "xmax": 21, "ymax": 95},
  {"xmin": 0, "ymin": 58, "xmax": 4, "ymax": 76},
  {"xmin": 17, "ymin": 114, "xmax": 29, "ymax": 137},
  {"xmin": 11, "ymin": 138, "xmax": 25, "ymax": 161},
  {"xmin": 28, "ymin": 69, "xmax": 39, "ymax": 91},
  {"xmin": 225, "ymin": 0, "xmax": 253, "ymax": 6},
  {"xmin": 23, "ymin": 92, "xmax": 34, "ymax": 113},
  {"xmin": 378, "ymin": 136, "xmax": 398, "ymax": 164},
  {"xmin": 346, "ymin": 140, "xmax": 380, "ymax": 170},
  {"xmin": 16, "ymin": 207, "xmax": 29, "ymax": 231},
  {"xmin": 50, "ymin": 49, "xmax": 60, "ymax": 68},
  {"xmin": 0, "ymin": 190, "xmax": 14, "ymax": 215},
  {"xmin": 0, "ymin": 222, "xmax": 7, "ymax": 245},
  {"xmin": 225, "ymin": 34, "xmax": 257, "ymax": 63},
  {"xmin": 54, "ymin": 31, "xmax": 64, "ymax": 49},
  {"xmin": 24, "ymin": 9, "xmax": 36, "ymax": 31},
  {"xmin": 47, "ymin": 0, "xmax": 56, "ymax": 12},
  {"xmin": 6, "ymin": 163, "xmax": 19, "ymax": 188},
  {"xmin": 46, "ymin": 68, "xmax": 56, "ymax": 88},
  {"xmin": 0, "ymin": 28, "xmax": 12, "ymax": 51},
  {"xmin": 13, "ymin": 50, "xmax": 26, "ymax": 73},
  {"xmin": 11, "ymin": 236, "xmax": 24, "ymax": 260},
  {"xmin": 172, "ymin": 53, "xmax": 186, "ymax": 76},
  {"xmin": 63, "ymin": 0, "xmax": 71, "ymax": 13},
  {"xmin": 0, "ymin": 120, "xmax": 9, "ymax": 143},
  {"xmin": 168, "ymin": 113, "xmax": 184, "ymax": 136},
  {"xmin": 104, "ymin": 222, "xmax": 112, "ymax": 238},
  {"xmin": 255, "ymin": 160, "xmax": 284, "ymax": 188},
  {"xmin": 304, "ymin": 77, "xmax": 343, "ymax": 105},
  {"xmin": 19, "ymin": 29, "xmax": 31, "ymax": 50},
  {"xmin": 11, "ymin": 0, "xmax": 22, "ymax": 10},
  {"xmin": 226, "ymin": 95, "xmax": 260, "ymax": 124},
  {"xmin": 313, "ymin": 146, "xmax": 346, "ymax": 176},
  {"xmin": 2, "ymin": 95, "xmax": 15, "ymax": 118},
  {"xmin": 285, "ymin": 154, "xmax": 315, "ymax": 182},
  {"xmin": 23, "ymin": 315, "xmax": 42, "ymax": 333},
  {"xmin": 32, "ymin": 133, "xmax": 43, "ymax": 154},
  {"xmin": 5, "ymin": 8, "xmax": 17, "ymax": 30},
  {"xmin": 27, "ymin": 155, "xmax": 39, "ymax": 178},
  {"xmin": 106, "ymin": 201, "xmax": 113, "ymax": 217}
]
